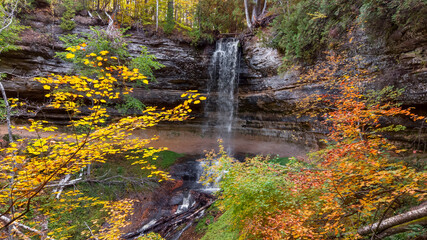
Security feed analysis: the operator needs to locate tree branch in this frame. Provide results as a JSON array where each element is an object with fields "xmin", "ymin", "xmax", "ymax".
[
  {"xmin": 0, "ymin": 0, "xmax": 20, "ymax": 34},
  {"xmin": 0, "ymin": 216, "xmax": 55, "ymax": 240}
]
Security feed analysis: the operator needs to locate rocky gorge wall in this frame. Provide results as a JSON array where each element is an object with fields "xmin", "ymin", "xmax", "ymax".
[
  {"xmin": 239, "ymin": 25, "xmax": 427, "ymax": 149},
  {"xmin": 1, "ymin": 8, "xmax": 426, "ymax": 150}
]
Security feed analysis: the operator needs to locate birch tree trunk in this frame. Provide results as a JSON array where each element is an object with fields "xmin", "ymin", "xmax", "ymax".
[
  {"xmin": 261, "ymin": 0, "xmax": 267, "ymax": 15},
  {"xmin": 0, "ymin": 3, "xmax": 19, "ymax": 238},
  {"xmin": 244, "ymin": 0, "xmax": 252, "ymax": 29},
  {"xmin": 0, "ymin": 82, "xmax": 13, "ymax": 142},
  {"xmin": 156, "ymin": 0, "xmax": 159, "ymax": 31},
  {"xmin": 251, "ymin": 5, "xmax": 256, "ymax": 24}
]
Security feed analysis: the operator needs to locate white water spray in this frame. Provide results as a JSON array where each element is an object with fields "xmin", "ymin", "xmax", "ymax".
[
  {"xmin": 199, "ymin": 38, "xmax": 240, "ymax": 192},
  {"xmin": 204, "ymin": 38, "xmax": 240, "ymax": 152}
]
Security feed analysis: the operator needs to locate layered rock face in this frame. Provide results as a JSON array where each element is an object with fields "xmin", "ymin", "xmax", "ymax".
[
  {"xmin": 0, "ymin": 10, "xmax": 213, "ymax": 124},
  {"xmin": 238, "ymin": 38, "xmax": 319, "ymax": 146},
  {"xmin": 1, "ymin": 9, "xmax": 426, "ymax": 149},
  {"xmin": 239, "ymin": 27, "xmax": 427, "ymax": 148}
]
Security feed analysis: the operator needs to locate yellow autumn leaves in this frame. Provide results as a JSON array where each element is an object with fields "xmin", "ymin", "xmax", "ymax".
[
  {"xmin": 66, "ymin": 53, "xmax": 75, "ymax": 59},
  {"xmin": 64, "ymin": 43, "xmax": 88, "ymax": 59},
  {"xmin": 38, "ymin": 48, "xmax": 150, "ymax": 111},
  {"xmin": 180, "ymin": 93, "xmax": 207, "ymax": 105},
  {"xmin": 0, "ymin": 45, "xmax": 206, "ymax": 239}
]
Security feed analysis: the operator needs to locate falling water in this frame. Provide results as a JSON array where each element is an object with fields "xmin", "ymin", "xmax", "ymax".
[
  {"xmin": 204, "ymin": 38, "xmax": 240, "ymax": 152},
  {"xmin": 197, "ymin": 38, "xmax": 240, "ymax": 194},
  {"xmin": 175, "ymin": 193, "xmax": 193, "ymax": 214}
]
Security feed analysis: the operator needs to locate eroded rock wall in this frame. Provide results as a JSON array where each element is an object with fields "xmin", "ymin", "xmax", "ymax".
[
  {"xmin": 1, "ymin": 8, "xmax": 426, "ymax": 148},
  {"xmin": 239, "ymin": 26, "xmax": 427, "ymax": 148},
  {"xmin": 0, "ymin": 9, "xmax": 214, "ymax": 124}
]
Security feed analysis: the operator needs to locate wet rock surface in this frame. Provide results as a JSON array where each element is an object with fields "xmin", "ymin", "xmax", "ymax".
[
  {"xmin": 122, "ymin": 155, "xmax": 215, "ymax": 240},
  {"xmin": 1, "ymin": 9, "xmax": 426, "ymax": 147},
  {"xmin": 238, "ymin": 27, "xmax": 427, "ymax": 147},
  {"xmin": 0, "ymin": 11, "xmax": 214, "ymax": 107}
]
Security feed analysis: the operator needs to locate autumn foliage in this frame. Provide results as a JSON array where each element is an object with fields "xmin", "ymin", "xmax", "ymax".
[
  {"xmin": 202, "ymin": 54, "xmax": 426, "ymax": 239},
  {"xmin": 0, "ymin": 45, "xmax": 204, "ymax": 238}
]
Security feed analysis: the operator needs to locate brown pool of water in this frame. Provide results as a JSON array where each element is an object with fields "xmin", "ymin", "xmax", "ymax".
[
  {"xmin": 0, "ymin": 124, "xmax": 308, "ymax": 157},
  {"xmin": 134, "ymin": 127, "xmax": 308, "ymax": 158}
]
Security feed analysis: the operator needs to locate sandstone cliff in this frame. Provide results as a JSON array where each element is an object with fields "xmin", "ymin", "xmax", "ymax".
[{"xmin": 1, "ymin": 8, "xmax": 426, "ymax": 149}]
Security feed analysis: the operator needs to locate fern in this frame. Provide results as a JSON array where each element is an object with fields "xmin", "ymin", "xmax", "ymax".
[
  {"xmin": 117, "ymin": 95, "xmax": 146, "ymax": 115},
  {"xmin": 130, "ymin": 46, "xmax": 164, "ymax": 83}
]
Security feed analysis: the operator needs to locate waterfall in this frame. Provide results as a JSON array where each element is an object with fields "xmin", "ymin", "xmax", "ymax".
[
  {"xmin": 198, "ymin": 38, "xmax": 240, "ymax": 193},
  {"xmin": 125, "ymin": 39, "xmax": 241, "ymax": 240},
  {"xmin": 204, "ymin": 38, "xmax": 240, "ymax": 152}
]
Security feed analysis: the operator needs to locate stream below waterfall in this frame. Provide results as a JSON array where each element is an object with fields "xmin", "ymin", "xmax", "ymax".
[
  {"xmin": 123, "ymin": 134, "xmax": 306, "ymax": 239},
  {"xmin": 123, "ymin": 38, "xmax": 306, "ymax": 239}
]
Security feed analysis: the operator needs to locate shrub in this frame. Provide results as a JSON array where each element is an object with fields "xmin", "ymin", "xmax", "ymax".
[
  {"xmin": 270, "ymin": 0, "xmax": 427, "ymax": 64},
  {"xmin": 60, "ymin": 0, "xmax": 82, "ymax": 31},
  {"xmin": 56, "ymin": 27, "xmax": 164, "ymax": 114},
  {"xmin": 163, "ymin": 0, "xmax": 175, "ymax": 34}
]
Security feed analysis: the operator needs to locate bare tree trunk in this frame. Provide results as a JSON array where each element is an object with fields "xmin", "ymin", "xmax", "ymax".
[
  {"xmin": 0, "ymin": 0, "xmax": 19, "ymax": 34},
  {"xmin": 0, "ymin": 81, "xmax": 16, "ymax": 240},
  {"xmin": 101, "ymin": 0, "xmax": 111, "ymax": 11},
  {"xmin": 0, "ymin": 216, "xmax": 54, "ymax": 240},
  {"xmin": 156, "ymin": 0, "xmax": 159, "ymax": 31},
  {"xmin": 174, "ymin": 1, "xmax": 177, "ymax": 22},
  {"xmin": 251, "ymin": 4, "xmax": 256, "ymax": 24},
  {"xmin": 53, "ymin": 174, "xmax": 71, "ymax": 199},
  {"xmin": 261, "ymin": 0, "xmax": 267, "ymax": 15},
  {"xmin": 105, "ymin": 10, "xmax": 114, "ymax": 35},
  {"xmin": 358, "ymin": 203, "xmax": 427, "ymax": 237},
  {"xmin": 0, "ymin": 3, "xmax": 19, "ymax": 238},
  {"xmin": 0, "ymin": 82, "xmax": 13, "ymax": 142},
  {"xmin": 376, "ymin": 218, "xmax": 427, "ymax": 239},
  {"xmin": 86, "ymin": 164, "xmax": 91, "ymax": 176},
  {"xmin": 244, "ymin": 0, "xmax": 252, "ymax": 29}
]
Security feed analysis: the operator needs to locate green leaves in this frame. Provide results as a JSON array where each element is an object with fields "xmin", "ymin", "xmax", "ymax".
[
  {"xmin": 164, "ymin": 0, "xmax": 175, "ymax": 34},
  {"xmin": 117, "ymin": 94, "xmax": 146, "ymax": 115},
  {"xmin": 130, "ymin": 46, "xmax": 165, "ymax": 82},
  {"xmin": 56, "ymin": 26, "xmax": 130, "ymax": 74},
  {"xmin": 201, "ymin": 145, "xmax": 322, "ymax": 239},
  {"xmin": 194, "ymin": 0, "xmax": 246, "ymax": 38},
  {"xmin": 59, "ymin": 0, "xmax": 81, "ymax": 31},
  {"xmin": 0, "ymin": 3, "xmax": 26, "ymax": 54}
]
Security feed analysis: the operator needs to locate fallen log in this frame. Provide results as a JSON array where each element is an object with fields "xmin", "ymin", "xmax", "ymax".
[
  {"xmin": 358, "ymin": 203, "xmax": 427, "ymax": 238},
  {"xmin": 46, "ymin": 175, "xmax": 156, "ymax": 188},
  {"xmin": 53, "ymin": 174, "xmax": 71, "ymax": 199},
  {"xmin": 375, "ymin": 217, "xmax": 427, "ymax": 239}
]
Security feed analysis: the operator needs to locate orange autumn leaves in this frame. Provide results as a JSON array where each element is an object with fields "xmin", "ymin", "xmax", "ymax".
[
  {"xmin": 307, "ymin": 72, "xmax": 426, "ymax": 238},
  {"xmin": 203, "ymin": 53, "xmax": 426, "ymax": 239},
  {"xmin": 283, "ymin": 55, "xmax": 426, "ymax": 239}
]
